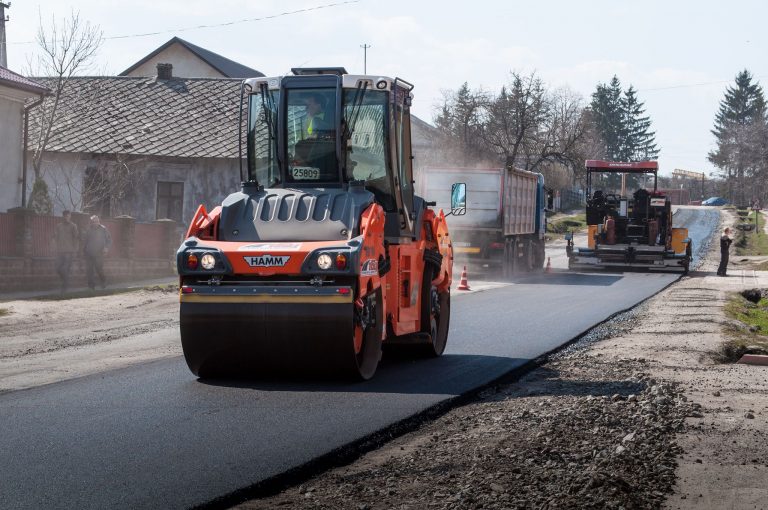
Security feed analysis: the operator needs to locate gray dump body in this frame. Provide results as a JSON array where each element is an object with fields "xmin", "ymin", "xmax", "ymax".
[{"xmin": 417, "ymin": 166, "xmax": 545, "ymax": 272}]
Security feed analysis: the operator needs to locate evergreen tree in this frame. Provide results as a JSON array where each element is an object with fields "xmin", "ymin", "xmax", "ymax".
[
  {"xmin": 28, "ymin": 178, "xmax": 53, "ymax": 215},
  {"xmin": 434, "ymin": 82, "xmax": 486, "ymax": 162},
  {"xmin": 620, "ymin": 86, "xmax": 659, "ymax": 161},
  {"xmin": 591, "ymin": 76, "xmax": 659, "ymax": 163},
  {"xmin": 590, "ymin": 76, "xmax": 624, "ymax": 160},
  {"xmin": 708, "ymin": 69, "xmax": 767, "ymax": 204}
]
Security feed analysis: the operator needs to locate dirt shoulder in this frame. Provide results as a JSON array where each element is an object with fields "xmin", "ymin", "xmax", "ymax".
[
  {"xmin": 234, "ymin": 210, "xmax": 768, "ymax": 510},
  {"xmin": 0, "ymin": 286, "xmax": 181, "ymax": 393}
]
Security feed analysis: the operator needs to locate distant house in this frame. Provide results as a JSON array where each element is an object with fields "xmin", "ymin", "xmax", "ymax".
[
  {"xmin": 28, "ymin": 65, "xmax": 244, "ymax": 223},
  {"xmin": 0, "ymin": 66, "xmax": 47, "ymax": 212},
  {"xmin": 119, "ymin": 36, "xmax": 264, "ymax": 79}
]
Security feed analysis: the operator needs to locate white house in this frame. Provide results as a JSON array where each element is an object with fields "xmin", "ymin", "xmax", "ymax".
[{"xmin": 0, "ymin": 66, "xmax": 47, "ymax": 212}]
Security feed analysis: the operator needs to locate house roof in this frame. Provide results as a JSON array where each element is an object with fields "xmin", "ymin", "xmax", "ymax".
[
  {"xmin": 119, "ymin": 37, "xmax": 265, "ymax": 79},
  {"xmin": 28, "ymin": 76, "xmax": 244, "ymax": 158},
  {"xmin": 410, "ymin": 114, "xmax": 438, "ymax": 147},
  {"xmin": 0, "ymin": 66, "xmax": 49, "ymax": 95}
]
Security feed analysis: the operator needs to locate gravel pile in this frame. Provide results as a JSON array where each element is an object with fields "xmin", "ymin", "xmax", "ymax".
[{"xmin": 239, "ymin": 354, "xmax": 700, "ymax": 510}]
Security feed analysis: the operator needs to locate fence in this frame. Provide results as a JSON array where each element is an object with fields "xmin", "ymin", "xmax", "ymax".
[
  {"xmin": 134, "ymin": 222, "xmax": 169, "ymax": 259},
  {"xmin": 30, "ymin": 215, "xmax": 59, "ymax": 258},
  {"xmin": 0, "ymin": 213, "xmax": 15, "ymax": 257},
  {"xmin": 0, "ymin": 209, "xmax": 179, "ymax": 292}
]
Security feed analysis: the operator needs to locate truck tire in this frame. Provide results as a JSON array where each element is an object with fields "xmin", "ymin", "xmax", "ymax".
[
  {"xmin": 533, "ymin": 238, "xmax": 546, "ymax": 269},
  {"xmin": 503, "ymin": 237, "xmax": 515, "ymax": 278}
]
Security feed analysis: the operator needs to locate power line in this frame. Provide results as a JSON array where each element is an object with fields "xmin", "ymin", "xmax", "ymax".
[
  {"xmin": 3, "ymin": 0, "xmax": 360, "ymax": 45},
  {"xmin": 639, "ymin": 75, "xmax": 768, "ymax": 92}
]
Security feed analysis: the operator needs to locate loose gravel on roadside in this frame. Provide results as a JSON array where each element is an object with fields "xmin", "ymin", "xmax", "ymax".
[
  {"xmin": 234, "ymin": 208, "xmax": 768, "ymax": 510},
  {"xmin": 236, "ymin": 341, "xmax": 698, "ymax": 510}
]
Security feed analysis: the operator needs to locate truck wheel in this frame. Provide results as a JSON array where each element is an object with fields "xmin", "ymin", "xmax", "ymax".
[
  {"xmin": 502, "ymin": 238, "xmax": 512, "ymax": 279},
  {"xmin": 534, "ymin": 239, "xmax": 546, "ymax": 269},
  {"xmin": 524, "ymin": 239, "xmax": 534, "ymax": 272}
]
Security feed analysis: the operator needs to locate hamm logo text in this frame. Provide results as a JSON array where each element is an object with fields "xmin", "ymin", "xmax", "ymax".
[{"xmin": 244, "ymin": 255, "xmax": 290, "ymax": 267}]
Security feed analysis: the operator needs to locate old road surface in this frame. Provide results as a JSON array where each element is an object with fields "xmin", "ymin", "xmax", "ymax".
[{"xmin": 0, "ymin": 206, "xmax": 719, "ymax": 510}]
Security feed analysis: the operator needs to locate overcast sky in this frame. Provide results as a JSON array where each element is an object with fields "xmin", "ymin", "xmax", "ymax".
[{"xmin": 5, "ymin": 0, "xmax": 768, "ymax": 177}]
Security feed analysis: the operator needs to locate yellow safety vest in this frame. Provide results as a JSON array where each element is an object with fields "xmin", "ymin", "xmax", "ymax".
[{"xmin": 305, "ymin": 112, "xmax": 325, "ymax": 137}]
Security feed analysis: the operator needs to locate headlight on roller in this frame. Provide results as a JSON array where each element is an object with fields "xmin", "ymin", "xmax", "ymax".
[
  {"xmin": 200, "ymin": 253, "xmax": 216, "ymax": 270},
  {"xmin": 317, "ymin": 253, "xmax": 333, "ymax": 270}
]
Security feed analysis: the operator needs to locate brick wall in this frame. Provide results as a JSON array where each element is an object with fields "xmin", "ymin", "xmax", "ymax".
[{"xmin": 0, "ymin": 209, "xmax": 180, "ymax": 293}]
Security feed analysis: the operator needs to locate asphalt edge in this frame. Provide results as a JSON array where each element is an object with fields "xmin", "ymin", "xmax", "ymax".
[{"xmin": 194, "ymin": 274, "xmax": 685, "ymax": 510}]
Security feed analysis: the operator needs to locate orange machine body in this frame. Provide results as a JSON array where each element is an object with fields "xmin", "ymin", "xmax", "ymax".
[{"xmin": 182, "ymin": 203, "xmax": 453, "ymax": 342}]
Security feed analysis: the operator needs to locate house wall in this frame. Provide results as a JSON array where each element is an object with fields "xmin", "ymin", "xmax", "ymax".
[
  {"xmin": 35, "ymin": 153, "xmax": 241, "ymax": 224},
  {"xmin": 0, "ymin": 87, "xmax": 28, "ymax": 212},
  {"xmin": 125, "ymin": 43, "xmax": 224, "ymax": 78}
]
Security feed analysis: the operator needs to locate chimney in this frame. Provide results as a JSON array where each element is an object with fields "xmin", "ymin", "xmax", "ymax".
[{"xmin": 156, "ymin": 63, "xmax": 173, "ymax": 80}]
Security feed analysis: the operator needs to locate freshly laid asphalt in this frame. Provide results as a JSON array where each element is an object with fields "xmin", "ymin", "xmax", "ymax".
[{"xmin": 0, "ymin": 207, "xmax": 718, "ymax": 510}]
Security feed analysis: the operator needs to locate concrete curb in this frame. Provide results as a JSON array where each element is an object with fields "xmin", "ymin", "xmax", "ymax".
[{"xmin": 737, "ymin": 354, "xmax": 768, "ymax": 366}]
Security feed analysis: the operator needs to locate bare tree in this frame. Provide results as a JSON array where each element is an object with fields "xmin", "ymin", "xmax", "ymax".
[
  {"xmin": 49, "ymin": 152, "xmax": 143, "ymax": 216},
  {"xmin": 479, "ymin": 72, "xmax": 548, "ymax": 170},
  {"xmin": 26, "ymin": 10, "xmax": 102, "ymax": 213},
  {"xmin": 434, "ymin": 73, "xmax": 600, "ymax": 187}
]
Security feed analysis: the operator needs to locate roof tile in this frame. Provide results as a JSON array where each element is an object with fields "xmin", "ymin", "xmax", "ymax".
[
  {"xmin": 0, "ymin": 66, "xmax": 48, "ymax": 94},
  {"xmin": 28, "ymin": 76, "xmax": 244, "ymax": 159}
]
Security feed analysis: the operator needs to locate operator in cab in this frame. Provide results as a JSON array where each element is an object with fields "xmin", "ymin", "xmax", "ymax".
[{"xmin": 302, "ymin": 93, "xmax": 330, "ymax": 139}]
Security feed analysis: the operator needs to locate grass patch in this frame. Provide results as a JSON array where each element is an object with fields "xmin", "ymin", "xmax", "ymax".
[
  {"xmin": 547, "ymin": 213, "xmax": 587, "ymax": 234},
  {"xmin": 734, "ymin": 211, "xmax": 768, "ymax": 256},
  {"xmin": 717, "ymin": 291, "xmax": 768, "ymax": 362},
  {"xmin": 0, "ymin": 308, "xmax": 9, "ymax": 317}
]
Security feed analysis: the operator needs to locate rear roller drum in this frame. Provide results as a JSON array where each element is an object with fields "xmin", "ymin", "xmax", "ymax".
[
  {"xmin": 349, "ymin": 289, "xmax": 384, "ymax": 380},
  {"xmin": 418, "ymin": 265, "xmax": 450, "ymax": 357}
]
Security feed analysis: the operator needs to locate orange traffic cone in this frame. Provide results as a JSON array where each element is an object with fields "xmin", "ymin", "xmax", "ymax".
[
  {"xmin": 545, "ymin": 257, "xmax": 552, "ymax": 273},
  {"xmin": 457, "ymin": 265, "xmax": 471, "ymax": 291}
]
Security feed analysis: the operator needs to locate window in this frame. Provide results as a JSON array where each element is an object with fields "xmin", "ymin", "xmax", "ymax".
[
  {"xmin": 156, "ymin": 181, "xmax": 184, "ymax": 223},
  {"xmin": 343, "ymin": 90, "xmax": 396, "ymax": 211},
  {"xmin": 285, "ymin": 88, "xmax": 338, "ymax": 183}
]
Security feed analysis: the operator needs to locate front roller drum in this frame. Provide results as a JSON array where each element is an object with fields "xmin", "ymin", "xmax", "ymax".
[{"xmin": 179, "ymin": 288, "xmax": 383, "ymax": 380}]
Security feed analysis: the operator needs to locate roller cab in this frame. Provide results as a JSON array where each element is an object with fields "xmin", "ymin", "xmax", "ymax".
[{"xmin": 177, "ymin": 68, "xmax": 464, "ymax": 380}]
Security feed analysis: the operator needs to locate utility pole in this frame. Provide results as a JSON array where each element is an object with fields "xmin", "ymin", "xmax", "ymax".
[
  {"xmin": 360, "ymin": 43, "xmax": 370, "ymax": 74},
  {"xmin": 0, "ymin": 2, "xmax": 9, "ymax": 68}
]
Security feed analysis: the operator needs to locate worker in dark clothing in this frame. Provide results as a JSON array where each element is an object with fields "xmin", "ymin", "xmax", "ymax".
[
  {"xmin": 83, "ymin": 215, "xmax": 112, "ymax": 289},
  {"xmin": 54, "ymin": 210, "xmax": 79, "ymax": 294},
  {"xmin": 717, "ymin": 227, "xmax": 732, "ymax": 276}
]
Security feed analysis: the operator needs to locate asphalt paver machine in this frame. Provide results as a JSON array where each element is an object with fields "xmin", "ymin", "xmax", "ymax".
[
  {"xmin": 176, "ymin": 68, "xmax": 465, "ymax": 380},
  {"xmin": 566, "ymin": 160, "xmax": 692, "ymax": 273}
]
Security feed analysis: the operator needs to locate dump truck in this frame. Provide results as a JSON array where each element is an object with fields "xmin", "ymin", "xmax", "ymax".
[
  {"xmin": 176, "ymin": 68, "xmax": 465, "ymax": 380},
  {"xmin": 566, "ymin": 160, "xmax": 692, "ymax": 273},
  {"xmin": 417, "ymin": 166, "xmax": 547, "ymax": 276}
]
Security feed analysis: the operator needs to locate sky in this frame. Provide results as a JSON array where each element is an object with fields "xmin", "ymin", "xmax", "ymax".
[{"xmin": 4, "ymin": 0, "xmax": 768, "ymax": 178}]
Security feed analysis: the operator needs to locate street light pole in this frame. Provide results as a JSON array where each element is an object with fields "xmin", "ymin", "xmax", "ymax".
[
  {"xmin": 0, "ymin": 2, "xmax": 10, "ymax": 68},
  {"xmin": 360, "ymin": 43, "xmax": 370, "ymax": 74}
]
